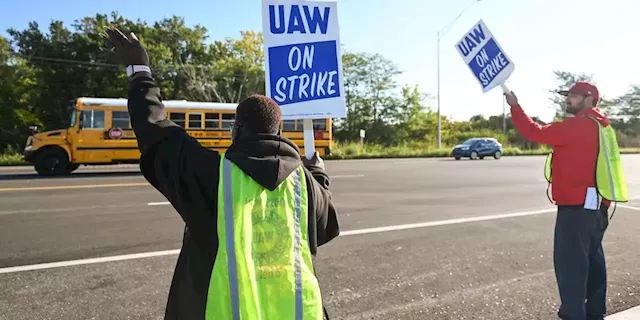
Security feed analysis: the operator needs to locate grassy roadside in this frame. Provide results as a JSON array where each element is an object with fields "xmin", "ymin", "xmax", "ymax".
[
  {"xmin": 326, "ymin": 142, "xmax": 549, "ymax": 160},
  {"xmin": 324, "ymin": 142, "xmax": 640, "ymax": 160},
  {"xmin": 0, "ymin": 153, "xmax": 25, "ymax": 166},
  {"xmin": 3, "ymin": 144, "xmax": 640, "ymax": 166}
]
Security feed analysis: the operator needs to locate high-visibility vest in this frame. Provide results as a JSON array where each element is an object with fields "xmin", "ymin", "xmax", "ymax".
[
  {"xmin": 544, "ymin": 116, "xmax": 628, "ymax": 203},
  {"xmin": 205, "ymin": 156, "xmax": 324, "ymax": 320}
]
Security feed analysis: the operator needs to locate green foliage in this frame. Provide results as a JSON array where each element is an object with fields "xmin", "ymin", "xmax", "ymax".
[
  {"xmin": 0, "ymin": 145, "xmax": 26, "ymax": 165},
  {"xmin": 443, "ymin": 128, "xmax": 507, "ymax": 147},
  {"xmin": 327, "ymin": 142, "xmax": 607, "ymax": 160},
  {"xmin": 1, "ymin": 12, "xmax": 639, "ymax": 155},
  {"xmin": 548, "ymin": 71, "xmax": 594, "ymax": 118}
]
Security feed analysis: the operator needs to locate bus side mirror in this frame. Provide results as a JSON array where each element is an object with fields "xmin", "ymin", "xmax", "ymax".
[
  {"xmin": 29, "ymin": 125, "xmax": 38, "ymax": 134},
  {"xmin": 78, "ymin": 114, "xmax": 84, "ymax": 129}
]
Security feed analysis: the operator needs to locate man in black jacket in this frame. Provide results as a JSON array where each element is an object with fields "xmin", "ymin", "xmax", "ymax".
[{"xmin": 103, "ymin": 27, "xmax": 340, "ymax": 319}]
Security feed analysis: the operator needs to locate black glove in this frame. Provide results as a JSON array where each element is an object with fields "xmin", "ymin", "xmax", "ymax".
[
  {"xmin": 102, "ymin": 26, "xmax": 150, "ymax": 68},
  {"xmin": 302, "ymin": 151, "xmax": 325, "ymax": 171}
]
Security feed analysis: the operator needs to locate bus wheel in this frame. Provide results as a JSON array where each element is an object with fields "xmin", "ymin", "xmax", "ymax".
[{"xmin": 34, "ymin": 148, "xmax": 70, "ymax": 176}]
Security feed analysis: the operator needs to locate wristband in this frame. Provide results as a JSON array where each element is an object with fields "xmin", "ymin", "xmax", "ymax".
[{"xmin": 126, "ymin": 65, "xmax": 151, "ymax": 77}]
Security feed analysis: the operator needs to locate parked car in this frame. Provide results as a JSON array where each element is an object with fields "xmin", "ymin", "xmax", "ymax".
[{"xmin": 451, "ymin": 137, "xmax": 503, "ymax": 160}]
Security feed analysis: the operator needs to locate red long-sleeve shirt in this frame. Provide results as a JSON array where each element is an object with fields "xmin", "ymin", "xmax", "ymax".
[{"xmin": 510, "ymin": 104, "xmax": 611, "ymax": 206}]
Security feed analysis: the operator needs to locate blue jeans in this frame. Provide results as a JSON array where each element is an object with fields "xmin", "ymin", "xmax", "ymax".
[{"xmin": 554, "ymin": 204, "xmax": 609, "ymax": 320}]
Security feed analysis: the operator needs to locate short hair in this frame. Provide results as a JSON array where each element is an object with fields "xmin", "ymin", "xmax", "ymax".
[{"xmin": 235, "ymin": 95, "xmax": 282, "ymax": 134}]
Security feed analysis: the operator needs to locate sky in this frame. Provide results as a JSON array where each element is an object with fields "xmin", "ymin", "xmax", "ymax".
[{"xmin": 1, "ymin": 0, "xmax": 639, "ymax": 123}]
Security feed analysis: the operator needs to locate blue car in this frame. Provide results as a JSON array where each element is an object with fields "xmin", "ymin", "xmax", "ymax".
[{"xmin": 451, "ymin": 137, "xmax": 503, "ymax": 160}]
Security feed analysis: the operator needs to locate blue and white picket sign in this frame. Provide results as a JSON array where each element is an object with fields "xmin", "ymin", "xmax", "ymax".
[
  {"xmin": 262, "ymin": 0, "xmax": 346, "ymax": 159},
  {"xmin": 455, "ymin": 19, "xmax": 514, "ymax": 94},
  {"xmin": 262, "ymin": 0, "xmax": 346, "ymax": 120}
]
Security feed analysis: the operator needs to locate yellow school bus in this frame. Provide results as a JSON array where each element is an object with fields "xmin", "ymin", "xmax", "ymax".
[{"xmin": 23, "ymin": 97, "xmax": 333, "ymax": 176}]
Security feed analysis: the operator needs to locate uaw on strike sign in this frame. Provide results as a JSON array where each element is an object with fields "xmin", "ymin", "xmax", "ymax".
[
  {"xmin": 456, "ymin": 19, "xmax": 514, "ymax": 93},
  {"xmin": 261, "ymin": 0, "xmax": 346, "ymax": 120}
]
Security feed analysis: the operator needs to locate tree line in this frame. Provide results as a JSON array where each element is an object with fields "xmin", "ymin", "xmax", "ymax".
[{"xmin": 1, "ymin": 12, "xmax": 639, "ymax": 154}]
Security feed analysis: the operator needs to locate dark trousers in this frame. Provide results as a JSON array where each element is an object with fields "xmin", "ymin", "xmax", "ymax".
[{"xmin": 554, "ymin": 204, "xmax": 609, "ymax": 320}]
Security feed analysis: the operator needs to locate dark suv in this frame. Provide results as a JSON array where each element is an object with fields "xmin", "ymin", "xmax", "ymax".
[{"xmin": 451, "ymin": 138, "xmax": 503, "ymax": 160}]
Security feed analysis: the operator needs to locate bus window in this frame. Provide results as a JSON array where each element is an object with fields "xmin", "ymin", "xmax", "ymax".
[
  {"xmin": 282, "ymin": 120, "xmax": 295, "ymax": 131},
  {"xmin": 313, "ymin": 119, "xmax": 327, "ymax": 131},
  {"xmin": 112, "ymin": 111, "xmax": 131, "ymax": 129},
  {"xmin": 169, "ymin": 112, "xmax": 186, "ymax": 127},
  {"xmin": 70, "ymin": 110, "xmax": 77, "ymax": 127},
  {"xmin": 81, "ymin": 110, "xmax": 105, "ymax": 129},
  {"xmin": 221, "ymin": 114, "xmax": 235, "ymax": 130},
  {"xmin": 188, "ymin": 113, "xmax": 203, "ymax": 129},
  {"xmin": 205, "ymin": 113, "xmax": 219, "ymax": 129},
  {"xmin": 295, "ymin": 120, "xmax": 304, "ymax": 131}
]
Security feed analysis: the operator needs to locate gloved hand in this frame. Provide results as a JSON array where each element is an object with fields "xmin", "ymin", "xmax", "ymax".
[
  {"xmin": 302, "ymin": 151, "xmax": 325, "ymax": 171},
  {"xmin": 101, "ymin": 26, "xmax": 149, "ymax": 67}
]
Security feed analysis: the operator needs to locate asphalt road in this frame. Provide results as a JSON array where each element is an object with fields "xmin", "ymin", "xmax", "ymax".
[{"xmin": 1, "ymin": 155, "xmax": 640, "ymax": 320}]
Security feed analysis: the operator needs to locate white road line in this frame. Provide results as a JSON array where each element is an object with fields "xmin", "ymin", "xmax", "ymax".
[
  {"xmin": 0, "ymin": 207, "xmax": 557, "ymax": 274},
  {"xmin": 618, "ymin": 204, "xmax": 640, "ymax": 211},
  {"xmin": 606, "ymin": 305, "xmax": 640, "ymax": 319},
  {"xmin": 6, "ymin": 204, "xmax": 640, "ymax": 274},
  {"xmin": 340, "ymin": 208, "xmax": 556, "ymax": 236},
  {"xmin": 0, "ymin": 249, "xmax": 180, "ymax": 274},
  {"xmin": 0, "ymin": 204, "xmax": 143, "ymax": 216},
  {"xmin": 148, "ymin": 202, "xmax": 170, "ymax": 206},
  {"xmin": 146, "ymin": 175, "xmax": 365, "ymax": 206}
]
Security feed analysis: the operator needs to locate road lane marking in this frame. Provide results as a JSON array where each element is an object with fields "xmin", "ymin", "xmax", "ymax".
[
  {"xmin": 0, "ymin": 174, "xmax": 364, "ymax": 193},
  {"xmin": 0, "ymin": 204, "xmax": 144, "ymax": 216},
  {"xmin": 618, "ymin": 204, "xmax": 640, "ymax": 211},
  {"xmin": 0, "ymin": 207, "xmax": 557, "ymax": 274},
  {"xmin": 148, "ymin": 202, "xmax": 170, "ymax": 206},
  {"xmin": 0, "ymin": 250, "xmax": 181, "ymax": 274},
  {"xmin": 340, "ymin": 208, "xmax": 557, "ymax": 236},
  {"xmin": 143, "ymin": 175, "xmax": 366, "ymax": 206},
  {"xmin": 0, "ymin": 182, "xmax": 149, "ymax": 192},
  {"xmin": 332, "ymin": 174, "xmax": 365, "ymax": 178},
  {"xmin": 9, "ymin": 204, "xmax": 640, "ymax": 274}
]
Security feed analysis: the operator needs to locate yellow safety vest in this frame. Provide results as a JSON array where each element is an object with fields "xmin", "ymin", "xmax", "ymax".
[
  {"xmin": 544, "ymin": 116, "xmax": 628, "ymax": 203},
  {"xmin": 205, "ymin": 156, "xmax": 324, "ymax": 320}
]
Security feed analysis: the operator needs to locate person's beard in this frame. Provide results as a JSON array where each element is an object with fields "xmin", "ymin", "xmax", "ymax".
[{"xmin": 565, "ymin": 101, "xmax": 585, "ymax": 115}]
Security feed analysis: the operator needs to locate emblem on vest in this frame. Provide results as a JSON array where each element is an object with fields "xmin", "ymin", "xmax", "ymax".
[{"xmin": 244, "ymin": 198, "xmax": 290, "ymax": 279}]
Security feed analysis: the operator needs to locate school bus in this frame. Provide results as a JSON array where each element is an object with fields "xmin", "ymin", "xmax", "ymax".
[{"xmin": 23, "ymin": 97, "xmax": 333, "ymax": 176}]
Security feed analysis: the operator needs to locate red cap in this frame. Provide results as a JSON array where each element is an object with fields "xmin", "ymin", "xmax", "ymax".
[{"xmin": 558, "ymin": 81, "xmax": 600, "ymax": 102}]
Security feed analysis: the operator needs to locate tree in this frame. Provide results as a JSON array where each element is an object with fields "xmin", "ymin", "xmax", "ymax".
[
  {"xmin": 395, "ymin": 85, "xmax": 437, "ymax": 143},
  {"xmin": 181, "ymin": 30, "xmax": 265, "ymax": 103},
  {"xmin": 548, "ymin": 70, "xmax": 594, "ymax": 119},
  {"xmin": 336, "ymin": 51, "xmax": 405, "ymax": 143},
  {"xmin": 607, "ymin": 85, "xmax": 640, "ymax": 143},
  {"xmin": 548, "ymin": 70, "xmax": 618, "ymax": 118},
  {"xmin": 0, "ymin": 36, "xmax": 40, "ymax": 153},
  {"xmin": 2, "ymin": 13, "xmax": 639, "ymax": 153}
]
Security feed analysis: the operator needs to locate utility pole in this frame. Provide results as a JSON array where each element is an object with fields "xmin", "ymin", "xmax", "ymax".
[{"xmin": 502, "ymin": 96, "xmax": 507, "ymax": 134}]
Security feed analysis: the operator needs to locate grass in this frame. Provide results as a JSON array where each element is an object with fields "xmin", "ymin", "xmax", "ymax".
[
  {"xmin": 327, "ymin": 142, "xmax": 640, "ymax": 160},
  {"xmin": 326, "ymin": 142, "xmax": 553, "ymax": 160},
  {"xmin": 2, "ymin": 144, "xmax": 640, "ymax": 166},
  {"xmin": 0, "ymin": 153, "xmax": 26, "ymax": 166}
]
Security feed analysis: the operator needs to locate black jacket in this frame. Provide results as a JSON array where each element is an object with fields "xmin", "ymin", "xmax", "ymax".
[{"xmin": 127, "ymin": 72, "xmax": 340, "ymax": 319}]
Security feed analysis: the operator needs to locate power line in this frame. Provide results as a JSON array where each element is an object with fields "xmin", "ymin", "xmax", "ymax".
[
  {"xmin": 23, "ymin": 55, "xmax": 118, "ymax": 68},
  {"xmin": 10, "ymin": 53, "xmax": 267, "ymax": 81},
  {"xmin": 11, "ymin": 52, "xmax": 265, "ymax": 74}
]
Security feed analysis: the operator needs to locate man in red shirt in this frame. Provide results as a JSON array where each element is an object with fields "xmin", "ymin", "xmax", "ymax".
[{"xmin": 505, "ymin": 82, "xmax": 610, "ymax": 320}]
